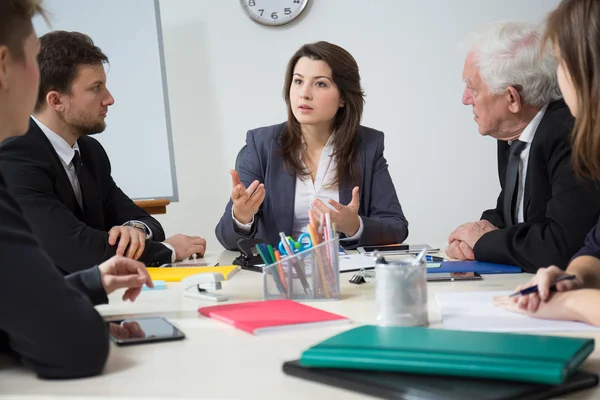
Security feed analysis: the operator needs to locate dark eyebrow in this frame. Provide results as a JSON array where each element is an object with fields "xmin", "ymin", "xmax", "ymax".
[
  {"xmin": 293, "ymin": 73, "xmax": 333, "ymax": 83},
  {"xmin": 89, "ymin": 80, "xmax": 104, "ymax": 87},
  {"xmin": 314, "ymin": 76, "xmax": 333, "ymax": 83}
]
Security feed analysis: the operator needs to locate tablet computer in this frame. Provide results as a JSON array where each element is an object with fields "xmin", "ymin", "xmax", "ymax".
[
  {"xmin": 107, "ymin": 316, "xmax": 185, "ymax": 346},
  {"xmin": 356, "ymin": 244, "xmax": 438, "ymax": 255},
  {"xmin": 427, "ymin": 272, "xmax": 482, "ymax": 282}
]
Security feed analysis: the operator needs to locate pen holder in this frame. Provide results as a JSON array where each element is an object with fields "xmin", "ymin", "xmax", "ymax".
[
  {"xmin": 263, "ymin": 237, "xmax": 340, "ymax": 301},
  {"xmin": 375, "ymin": 257, "xmax": 428, "ymax": 327}
]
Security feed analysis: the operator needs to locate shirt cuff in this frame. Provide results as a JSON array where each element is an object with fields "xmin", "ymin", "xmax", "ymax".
[
  {"xmin": 124, "ymin": 220, "xmax": 153, "ymax": 240},
  {"xmin": 232, "ymin": 206, "xmax": 254, "ymax": 234},
  {"xmin": 161, "ymin": 242, "xmax": 176, "ymax": 263},
  {"xmin": 345, "ymin": 217, "xmax": 364, "ymax": 241}
]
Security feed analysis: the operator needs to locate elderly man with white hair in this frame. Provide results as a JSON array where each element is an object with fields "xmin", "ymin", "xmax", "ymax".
[{"xmin": 447, "ymin": 21, "xmax": 600, "ymax": 273}]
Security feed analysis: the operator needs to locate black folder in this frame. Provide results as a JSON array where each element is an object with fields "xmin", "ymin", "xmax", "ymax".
[{"xmin": 283, "ymin": 360, "xmax": 598, "ymax": 400}]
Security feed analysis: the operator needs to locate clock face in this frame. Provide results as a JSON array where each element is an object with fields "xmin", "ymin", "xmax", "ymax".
[{"xmin": 240, "ymin": 0, "xmax": 308, "ymax": 27}]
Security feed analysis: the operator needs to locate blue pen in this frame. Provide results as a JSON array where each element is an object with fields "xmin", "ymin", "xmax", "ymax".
[
  {"xmin": 425, "ymin": 255, "xmax": 446, "ymax": 262},
  {"xmin": 508, "ymin": 274, "xmax": 576, "ymax": 297}
]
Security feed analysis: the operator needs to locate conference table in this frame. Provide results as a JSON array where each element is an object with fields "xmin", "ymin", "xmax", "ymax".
[{"xmin": 1, "ymin": 249, "xmax": 599, "ymax": 400}]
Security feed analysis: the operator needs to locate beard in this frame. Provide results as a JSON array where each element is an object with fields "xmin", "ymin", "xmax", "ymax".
[
  {"xmin": 76, "ymin": 120, "xmax": 106, "ymax": 136},
  {"xmin": 65, "ymin": 108, "xmax": 107, "ymax": 136}
]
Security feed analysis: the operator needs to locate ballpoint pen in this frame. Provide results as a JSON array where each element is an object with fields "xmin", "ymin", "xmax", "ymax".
[
  {"xmin": 425, "ymin": 255, "xmax": 446, "ymax": 262},
  {"xmin": 278, "ymin": 232, "xmax": 312, "ymax": 296},
  {"xmin": 508, "ymin": 274, "xmax": 577, "ymax": 297},
  {"xmin": 256, "ymin": 243, "xmax": 286, "ymax": 295}
]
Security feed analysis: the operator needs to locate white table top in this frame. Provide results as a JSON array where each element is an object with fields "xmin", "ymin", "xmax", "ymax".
[{"xmin": 1, "ymin": 250, "xmax": 599, "ymax": 400}]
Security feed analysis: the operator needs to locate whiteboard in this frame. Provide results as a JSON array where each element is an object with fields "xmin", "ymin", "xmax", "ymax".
[{"xmin": 32, "ymin": 0, "xmax": 178, "ymax": 200}]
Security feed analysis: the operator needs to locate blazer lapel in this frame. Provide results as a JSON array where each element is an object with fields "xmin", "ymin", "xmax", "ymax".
[
  {"xmin": 339, "ymin": 184, "xmax": 352, "ymax": 206},
  {"xmin": 28, "ymin": 120, "xmax": 85, "ymax": 219},
  {"xmin": 339, "ymin": 136, "xmax": 365, "ymax": 214},
  {"xmin": 268, "ymin": 137, "xmax": 295, "ymax": 235},
  {"xmin": 77, "ymin": 142, "xmax": 105, "ymax": 229},
  {"xmin": 522, "ymin": 103, "xmax": 557, "ymax": 220}
]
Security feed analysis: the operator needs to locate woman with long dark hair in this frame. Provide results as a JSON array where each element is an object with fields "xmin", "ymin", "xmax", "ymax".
[{"xmin": 216, "ymin": 41, "xmax": 408, "ymax": 250}]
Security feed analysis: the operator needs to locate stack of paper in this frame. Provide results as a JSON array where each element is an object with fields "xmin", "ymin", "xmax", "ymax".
[{"xmin": 435, "ymin": 291, "xmax": 600, "ymax": 332}]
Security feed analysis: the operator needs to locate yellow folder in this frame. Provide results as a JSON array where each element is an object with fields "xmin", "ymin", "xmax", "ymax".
[{"xmin": 147, "ymin": 265, "xmax": 240, "ymax": 282}]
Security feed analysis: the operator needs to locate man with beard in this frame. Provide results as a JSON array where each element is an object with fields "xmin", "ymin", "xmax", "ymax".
[{"xmin": 0, "ymin": 30, "xmax": 207, "ymax": 274}]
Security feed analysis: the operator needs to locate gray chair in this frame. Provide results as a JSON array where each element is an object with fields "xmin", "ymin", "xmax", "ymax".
[{"xmin": 235, "ymin": 144, "xmax": 247, "ymax": 170}]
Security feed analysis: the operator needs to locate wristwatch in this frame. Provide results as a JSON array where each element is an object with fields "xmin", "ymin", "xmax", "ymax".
[{"xmin": 123, "ymin": 221, "xmax": 151, "ymax": 239}]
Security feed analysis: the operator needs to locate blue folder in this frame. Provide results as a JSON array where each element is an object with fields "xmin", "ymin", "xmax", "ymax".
[{"xmin": 428, "ymin": 260, "xmax": 521, "ymax": 274}]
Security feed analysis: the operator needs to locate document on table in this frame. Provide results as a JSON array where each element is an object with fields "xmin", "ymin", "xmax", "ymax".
[
  {"xmin": 339, "ymin": 254, "xmax": 376, "ymax": 273},
  {"xmin": 435, "ymin": 291, "xmax": 600, "ymax": 332}
]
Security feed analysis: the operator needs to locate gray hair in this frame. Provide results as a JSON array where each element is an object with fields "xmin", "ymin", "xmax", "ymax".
[{"xmin": 467, "ymin": 21, "xmax": 561, "ymax": 107}]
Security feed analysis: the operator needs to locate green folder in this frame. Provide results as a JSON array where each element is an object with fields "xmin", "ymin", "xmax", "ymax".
[{"xmin": 299, "ymin": 325, "xmax": 594, "ymax": 385}]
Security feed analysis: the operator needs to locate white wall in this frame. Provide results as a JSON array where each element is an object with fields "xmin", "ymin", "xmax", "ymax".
[{"xmin": 154, "ymin": 0, "xmax": 561, "ymax": 252}]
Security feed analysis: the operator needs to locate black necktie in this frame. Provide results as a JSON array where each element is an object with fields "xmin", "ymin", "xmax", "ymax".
[
  {"xmin": 72, "ymin": 150, "xmax": 83, "ymax": 177},
  {"xmin": 503, "ymin": 140, "xmax": 527, "ymax": 228},
  {"xmin": 72, "ymin": 150, "xmax": 88, "ymax": 211},
  {"xmin": 72, "ymin": 150, "xmax": 103, "ymax": 228}
]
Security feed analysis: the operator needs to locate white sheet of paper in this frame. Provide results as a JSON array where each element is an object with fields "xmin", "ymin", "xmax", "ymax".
[
  {"xmin": 338, "ymin": 254, "xmax": 376, "ymax": 272},
  {"xmin": 435, "ymin": 291, "xmax": 600, "ymax": 332}
]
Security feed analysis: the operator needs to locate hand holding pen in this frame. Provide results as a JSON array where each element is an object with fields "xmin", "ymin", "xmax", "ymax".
[
  {"xmin": 509, "ymin": 266, "xmax": 583, "ymax": 313},
  {"xmin": 509, "ymin": 274, "xmax": 576, "ymax": 297}
]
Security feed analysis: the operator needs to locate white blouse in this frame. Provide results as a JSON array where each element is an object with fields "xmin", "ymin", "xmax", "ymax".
[{"xmin": 233, "ymin": 134, "xmax": 363, "ymax": 240}]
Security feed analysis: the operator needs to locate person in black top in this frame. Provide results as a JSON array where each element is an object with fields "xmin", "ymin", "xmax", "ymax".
[
  {"xmin": 0, "ymin": 0, "xmax": 153, "ymax": 378},
  {"xmin": 447, "ymin": 21, "xmax": 600, "ymax": 273},
  {"xmin": 496, "ymin": 0, "xmax": 600, "ymax": 326},
  {"xmin": 0, "ymin": 30, "xmax": 207, "ymax": 274}
]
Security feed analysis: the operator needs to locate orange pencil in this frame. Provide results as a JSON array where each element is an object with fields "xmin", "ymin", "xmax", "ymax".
[
  {"xmin": 274, "ymin": 250, "xmax": 288, "ymax": 291},
  {"xmin": 308, "ymin": 209, "xmax": 317, "ymax": 228}
]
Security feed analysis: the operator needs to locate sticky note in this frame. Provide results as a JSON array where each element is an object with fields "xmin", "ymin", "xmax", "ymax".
[{"xmin": 142, "ymin": 280, "xmax": 167, "ymax": 291}]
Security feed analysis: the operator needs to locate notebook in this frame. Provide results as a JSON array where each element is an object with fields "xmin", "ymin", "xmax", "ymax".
[
  {"xmin": 147, "ymin": 265, "xmax": 240, "ymax": 282},
  {"xmin": 283, "ymin": 360, "xmax": 599, "ymax": 400},
  {"xmin": 298, "ymin": 325, "xmax": 594, "ymax": 385},
  {"xmin": 428, "ymin": 261, "xmax": 521, "ymax": 274},
  {"xmin": 198, "ymin": 300, "xmax": 350, "ymax": 335}
]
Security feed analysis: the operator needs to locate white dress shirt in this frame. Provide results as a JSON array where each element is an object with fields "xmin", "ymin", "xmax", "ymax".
[
  {"xmin": 234, "ymin": 134, "xmax": 364, "ymax": 240},
  {"xmin": 31, "ymin": 117, "xmax": 177, "ymax": 262},
  {"xmin": 514, "ymin": 103, "xmax": 548, "ymax": 223},
  {"xmin": 32, "ymin": 116, "xmax": 84, "ymax": 210}
]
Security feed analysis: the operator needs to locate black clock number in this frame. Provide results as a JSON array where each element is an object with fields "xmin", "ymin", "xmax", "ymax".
[
  {"xmin": 248, "ymin": 0, "xmax": 255, "ymax": 6},
  {"xmin": 271, "ymin": 12, "xmax": 278, "ymax": 19},
  {"xmin": 294, "ymin": 0, "xmax": 300, "ymax": 3},
  {"xmin": 258, "ymin": 9, "xmax": 264, "ymax": 16},
  {"xmin": 284, "ymin": 8, "xmax": 291, "ymax": 15}
]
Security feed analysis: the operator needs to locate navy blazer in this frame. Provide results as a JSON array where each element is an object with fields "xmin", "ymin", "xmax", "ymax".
[{"xmin": 215, "ymin": 123, "xmax": 408, "ymax": 250}]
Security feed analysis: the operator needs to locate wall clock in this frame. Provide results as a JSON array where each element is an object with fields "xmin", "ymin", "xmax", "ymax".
[{"xmin": 240, "ymin": 0, "xmax": 309, "ymax": 27}]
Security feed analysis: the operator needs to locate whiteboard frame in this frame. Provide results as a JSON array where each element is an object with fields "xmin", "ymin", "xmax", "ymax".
[{"xmin": 151, "ymin": 0, "xmax": 179, "ymax": 202}]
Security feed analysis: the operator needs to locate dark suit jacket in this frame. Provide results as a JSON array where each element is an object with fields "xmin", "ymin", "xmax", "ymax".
[
  {"xmin": 475, "ymin": 99, "xmax": 600, "ymax": 272},
  {"xmin": 216, "ymin": 123, "xmax": 409, "ymax": 250},
  {"xmin": 0, "ymin": 172, "xmax": 108, "ymax": 379},
  {"xmin": 0, "ymin": 119, "xmax": 172, "ymax": 273},
  {"xmin": 572, "ymin": 215, "xmax": 600, "ymax": 260}
]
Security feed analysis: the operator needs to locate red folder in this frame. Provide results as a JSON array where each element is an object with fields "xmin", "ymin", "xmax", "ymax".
[{"xmin": 198, "ymin": 299, "xmax": 350, "ymax": 335}]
